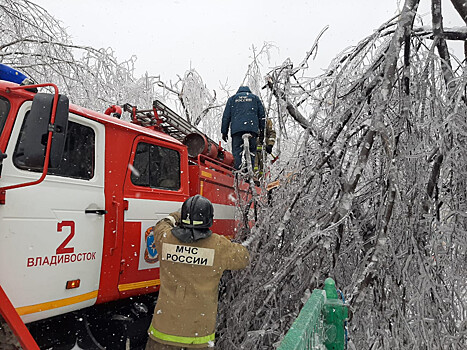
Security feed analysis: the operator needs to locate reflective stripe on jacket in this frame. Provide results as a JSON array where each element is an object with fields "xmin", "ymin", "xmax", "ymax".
[{"xmin": 149, "ymin": 324, "xmax": 215, "ymax": 345}]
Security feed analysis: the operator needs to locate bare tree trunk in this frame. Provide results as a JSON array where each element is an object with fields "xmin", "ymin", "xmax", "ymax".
[
  {"xmin": 432, "ymin": 0, "xmax": 454, "ymax": 86},
  {"xmin": 450, "ymin": 0, "xmax": 467, "ymax": 59}
]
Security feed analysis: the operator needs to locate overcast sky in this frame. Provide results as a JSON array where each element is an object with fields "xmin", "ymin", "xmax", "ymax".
[{"xmin": 32, "ymin": 0, "xmax": 463, "ymax": 91}]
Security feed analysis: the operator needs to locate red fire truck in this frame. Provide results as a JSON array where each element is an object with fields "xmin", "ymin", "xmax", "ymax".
[{"xmin": 0, "ymin": 65, "xmax": 252, "ymax": 349}]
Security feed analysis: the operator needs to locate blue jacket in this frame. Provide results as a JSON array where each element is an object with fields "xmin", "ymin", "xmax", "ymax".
[{"xmin": 221, "ymin": 86, "xmax": 265, "ymax": 136}]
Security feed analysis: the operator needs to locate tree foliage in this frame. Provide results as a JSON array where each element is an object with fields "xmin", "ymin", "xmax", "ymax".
[
  {"xmin": 0, "ymin": 0, "xmax": 221, "ymax": 133},
  {"xmin": 218, "ymin": 0, "xmax": 467, "ymax": 349}
]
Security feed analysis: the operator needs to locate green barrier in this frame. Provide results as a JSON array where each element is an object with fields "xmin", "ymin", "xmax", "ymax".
[{"xmin": 277, "ymin": 278, "xmax": 348, "ymax": 350}]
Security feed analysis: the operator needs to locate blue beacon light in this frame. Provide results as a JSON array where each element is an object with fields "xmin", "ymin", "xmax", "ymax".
[{"xmin": 0, "ymin": 64, "xmax": 29, "ymax": 85}]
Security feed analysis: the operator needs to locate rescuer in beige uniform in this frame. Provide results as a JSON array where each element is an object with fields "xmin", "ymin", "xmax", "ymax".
[
  {"xmin": 254, "ymin": 118, "xmax": 276, "ymax": 178},
  {"xmin": 146, "ymin": 195, "xmax": 250, "ymax": 349}
]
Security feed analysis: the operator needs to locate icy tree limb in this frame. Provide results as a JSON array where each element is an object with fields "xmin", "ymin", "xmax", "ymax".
[
  {"xmin": 291, "ymin": 26, "xmax": 329, "ymax": 75},
  {"xmin": 273, "ymin": 73, "xmax": 382, "ymax": 241},
  {"xmin": 342, "ymin": 130, "xmax": 377, "ymax": 194},
  {"xmin": 381, "ymin": 0, "xmax": 420, "ymax": 99},
  {"xmin": 350, "ymin": 150, "xmax": 398, "ymax": 308},
  {"xmin": 432, "ymin": 0, "xmax": 455, "ymax": 87},
  {"xmin": 265, "ymin": 75, "xmax": 311, "ymax": 130},
  {"xmin": 178, "ymin": 92, "xmax": 191, "ymax": 123},
  {"xmin": 194, "ymin": 91, "xmax": 221, "ymax": 126},
  {"xmin": 450, "ymin": 0, "xmax": 467, "ymax": 59},
  {"xmin": 417, "ymin": 0, "xmax": 456, "ymax": 222},
  {"xmin": 155, "ymin": 79, "xmax": 180, "ymax": 95},
  {"xmin": 451, "ymin": 0, "xmax": 467, "ymax": 23},
  {"xmin": 412, "ymin": 26, "xmax": 467, "ymax": 40},
  {"xmin": 402, "ymin": 29, "xmax": 411, "ymax": 119},
  {"xmin": 348, "ymin": 0, "xmax": 420, "ymax": 306},
  {"xmin": 345, "ymin": 0, "xmax": 419, "ymax": 191},
  {"xmin": 423, "ymin": 153, "xmax": 444, "ymax": 213}
]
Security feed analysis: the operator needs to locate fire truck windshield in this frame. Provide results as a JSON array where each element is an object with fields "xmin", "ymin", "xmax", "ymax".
[{"xmin": 0, "ymin": 96, "xmax": 10, "ymax": 139}]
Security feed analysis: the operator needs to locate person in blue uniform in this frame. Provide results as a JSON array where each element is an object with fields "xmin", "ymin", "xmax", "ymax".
[{"xmin": 221, "ymin": 86, "xmax": 265, "ymax": 170}]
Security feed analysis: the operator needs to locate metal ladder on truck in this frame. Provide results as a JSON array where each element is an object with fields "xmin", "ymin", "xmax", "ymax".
[
  {"xmin": 123, "ymin": 99, "xmax": 233, "ymax": 172},
  {"xmin": 123, "ymin": 99, "xmax": 208, "ymax": 143}
]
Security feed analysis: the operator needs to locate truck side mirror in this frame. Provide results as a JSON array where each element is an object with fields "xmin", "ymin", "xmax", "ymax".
[{"xmin": 21, "ymin": 93, "xmax": 69, "ymax": 169}]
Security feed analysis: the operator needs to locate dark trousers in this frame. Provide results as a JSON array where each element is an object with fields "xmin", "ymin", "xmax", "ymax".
[{"xmin": 232, "ymin": 132, "xmax": 257, "ymax": 170}]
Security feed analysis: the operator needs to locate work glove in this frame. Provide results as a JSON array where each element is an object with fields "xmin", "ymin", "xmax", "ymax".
[
  {"xmin": 222, "ymin": 134, "xmax": 228, "ymax": 142},
  {"xmin": 169, "ymin": 211, "xmax": 181, "ymax": 225},
  {"xmin": 265, "ymin": 144, "xmax": 273, "ymax": 154}
]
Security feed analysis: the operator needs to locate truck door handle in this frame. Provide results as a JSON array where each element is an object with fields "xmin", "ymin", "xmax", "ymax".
[{"xmin": 85, "ymin": 209, "xmax": 107, "ymax": 215}]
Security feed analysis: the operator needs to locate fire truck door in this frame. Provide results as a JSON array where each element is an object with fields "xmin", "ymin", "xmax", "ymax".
[
  {"xmin": 117, "ymin": 138, "xmax": 186, "ymax": 296},
  {"xmin": 0, "ymin": 102, "xmax": 105, "ymax": 323}
]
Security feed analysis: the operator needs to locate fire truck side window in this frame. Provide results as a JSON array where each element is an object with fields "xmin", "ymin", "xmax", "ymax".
[
  {"xmin": 13, "ymin": 118, "xmax": 95, "ymax": 180},
  {"xmin": 0, "ymin": 96, "xmax": 10, "ymax": 137},
  {"xmin": 131, "ymin": 142, "xmax": 180, "ymax": 190}
]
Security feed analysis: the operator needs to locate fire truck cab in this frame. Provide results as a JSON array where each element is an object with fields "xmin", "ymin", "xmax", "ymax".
[{"xmin": 0, "ymin": 66, "xmax": 247, "ymax": 349}]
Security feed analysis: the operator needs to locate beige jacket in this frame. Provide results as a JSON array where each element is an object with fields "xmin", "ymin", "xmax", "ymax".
[
  {"xmin": 255, "ymin": 118, "xmax": 276, "ymax": 174},
  {"xmin": 147, "ymin": 212, "xmax": 249, "ymax": 348}
]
